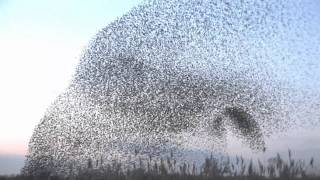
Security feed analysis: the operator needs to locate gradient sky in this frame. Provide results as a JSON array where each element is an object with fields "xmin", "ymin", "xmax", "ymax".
[
  {"xmin": 0, "ymin": 0, "xmax": 319, "ymax": 160},
  {"xmin": 0, "ymin": 0, "xmax": 320, "ymax": 175},
  {"xmin": 0, "ymin": 0, "xmax": 142, "ymax": 156}
]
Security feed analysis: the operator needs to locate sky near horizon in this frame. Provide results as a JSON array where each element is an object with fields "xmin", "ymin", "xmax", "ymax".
[{"xmin": 0, "ymin": 0, "xmax": 142, "ymax": 155}]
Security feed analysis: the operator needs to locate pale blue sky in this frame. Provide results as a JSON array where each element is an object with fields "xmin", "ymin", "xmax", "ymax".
[
  {"xmin": 0, "ymin": 0, "xmax": 142, "ymax": 155},
  {"xmin": 1, "ymin": 0, "xmax": 320, "ymax": 155},
  {"xmin": 0, "ymin": 0, "xmax": 320, "ymax": 175},
  {"xmin": 0, "ymin": 0, "xmax": 142, "ymax": 39},
  {"xmin": 0, "ymin": 0, "xmax": 320, "ymax": 155}
]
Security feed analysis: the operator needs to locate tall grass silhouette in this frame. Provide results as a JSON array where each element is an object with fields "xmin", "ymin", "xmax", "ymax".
[{"xmin": 1, "ymin": 149, "xmax": 319, "ymax": 180}]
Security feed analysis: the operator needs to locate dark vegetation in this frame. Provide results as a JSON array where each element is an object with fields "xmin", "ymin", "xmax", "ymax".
[{"xmin": 1, "ymin": 150, "xmax": 319, "ymax": 180}]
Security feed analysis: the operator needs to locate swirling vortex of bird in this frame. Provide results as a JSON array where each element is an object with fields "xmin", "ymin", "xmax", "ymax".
[{"xmin": 23, "ymin": 0, "xmax": 320, "ymax": 176}]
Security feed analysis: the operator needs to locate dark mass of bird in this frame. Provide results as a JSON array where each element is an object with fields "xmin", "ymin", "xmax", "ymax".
[{"xmin": 23, "ymin": 0, "xmax": 320, "ymax": 176}]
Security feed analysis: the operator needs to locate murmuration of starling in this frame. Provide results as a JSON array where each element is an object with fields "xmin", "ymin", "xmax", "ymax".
[{"xmin": 23, "ymin": 0, "xmax": 320, "ymax": 176}]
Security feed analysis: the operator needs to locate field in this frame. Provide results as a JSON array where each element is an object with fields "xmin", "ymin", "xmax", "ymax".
[{"xmin": 1, "ymin": 150, "xmax": 319, "ymax": 180}]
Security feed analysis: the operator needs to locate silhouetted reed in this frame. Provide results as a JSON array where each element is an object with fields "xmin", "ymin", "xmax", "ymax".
[{"xmin": 1, "ymin": 150, "xmax": 319, "ymax": 180}]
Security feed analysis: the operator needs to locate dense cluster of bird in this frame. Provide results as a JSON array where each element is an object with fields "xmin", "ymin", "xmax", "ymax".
[{"xmin": 24, "ymin": 0, "xmax": 320, "ymax": 176}]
